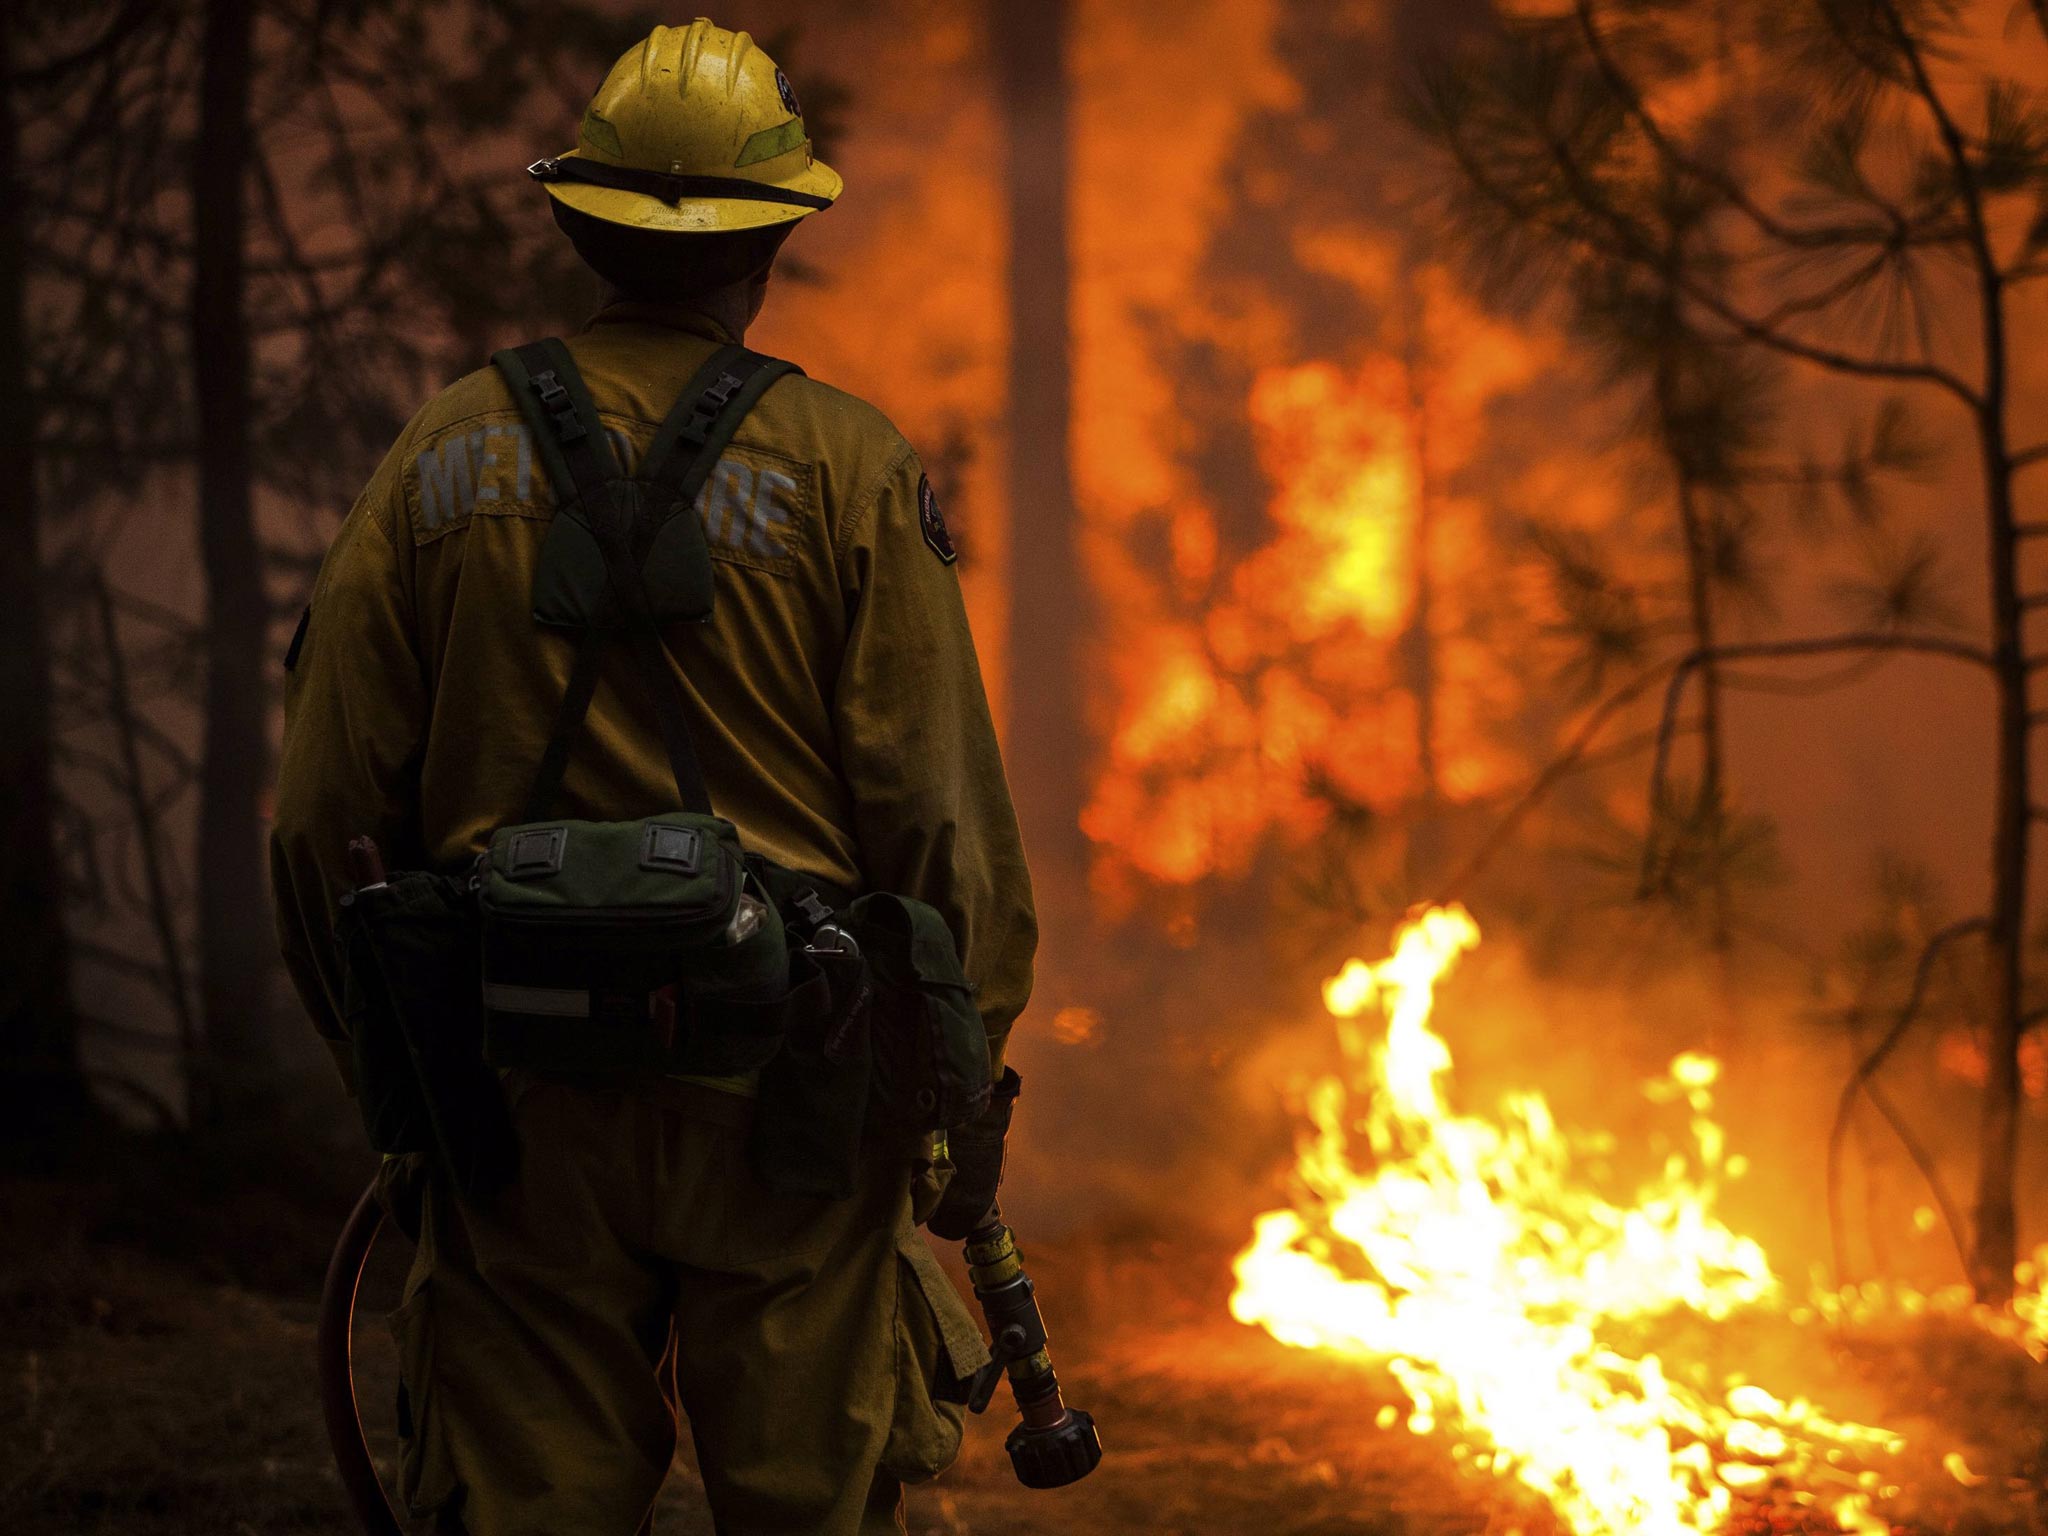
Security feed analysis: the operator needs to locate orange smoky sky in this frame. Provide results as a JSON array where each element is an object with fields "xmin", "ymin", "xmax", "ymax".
[{"xmin": 725, "ymin": 0, "xmax": 2032, "ymax": 940}]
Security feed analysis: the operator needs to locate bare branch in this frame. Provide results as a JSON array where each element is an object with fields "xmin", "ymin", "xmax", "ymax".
[
  {"xmin": 1432, "ymin": 658, "xmax": 1684, "ymax": 902},
  {"xmin": 1826, "ymin": 918, "xmax": 1987, "ymax": 1286},
  {"xmin": 79, "ymin": 1013, "xmax": 184, "ymax": 1052},
  {"xmin": 92, "ymin": 577, "xmax": 197, "ymax": 1057},
  {"xmin": 5, "ymin": 0, "xmax": 159, "ymax": 90},
  {"xmin": 1641, "ymin": 633, "xmax": 1996, "ymax": 883},
  {"xmin": 82, "ymin": 1068, "xmax": 182, "ymax": 1132}
]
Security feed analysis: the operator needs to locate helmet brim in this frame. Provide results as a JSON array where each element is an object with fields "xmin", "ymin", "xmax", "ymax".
[{"xmin": 541, "ymin": 151, "xmax": 842, "ymax": 233}]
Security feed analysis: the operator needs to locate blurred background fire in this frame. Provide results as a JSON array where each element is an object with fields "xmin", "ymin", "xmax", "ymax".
[{"xmin": 9, "ymin": 1, "xmax": 2048, "ymax": 1532}]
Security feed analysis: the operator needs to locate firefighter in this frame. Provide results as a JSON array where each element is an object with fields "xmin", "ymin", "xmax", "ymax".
[{"xmin": 269, "ymin": 21, "xmax": 1035, "ymax": 1535}]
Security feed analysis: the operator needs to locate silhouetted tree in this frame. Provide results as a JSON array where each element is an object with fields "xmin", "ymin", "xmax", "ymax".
[
  {"xmin": 15, "ymin": 4, "xmax": 848, "ymax": 1133},
  {"xmin": 993, "ymin": 0, "xmax": 1089, "ymax": 882},
  {"xmin": 1419, "ymin": 0, "xmax": 2047, "ymax": 1299},
  {"xmin": 0, "ymin": 1, "xmax": 167, "ymax": 1150}
]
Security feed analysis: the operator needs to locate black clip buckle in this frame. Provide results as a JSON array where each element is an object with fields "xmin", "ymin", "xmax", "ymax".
[
  {"xmin": 505, "ymin": 826, "xmax": 568, "ymax": 879},
  {"xmin": 639, "ymin": 822, "xmax": 702, "ymax": 875},
  {"xmin": 529, "ymin": 369, "xmax": 587, "ymax": 444},
  {"xmin": 792, "ymin": 889, "xmax": 835, "ymax": 932}
]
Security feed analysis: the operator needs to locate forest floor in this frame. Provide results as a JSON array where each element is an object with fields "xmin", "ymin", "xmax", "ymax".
[{"xmin": 6, "ymin": 1164, "xmax": 2048, "ymax": 1536}]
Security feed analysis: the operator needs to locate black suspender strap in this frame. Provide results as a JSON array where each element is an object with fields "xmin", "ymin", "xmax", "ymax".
[
  {"xmin": 638, "ymin": 346, "xmax": 796, "ymax": 516},
  {"xmin": 518, "ymin": 633, "xmax": 608, "ymax": 823},
  {"xmin": 491, "ymin": 337, "xmax": 798, "ymax": 822}
]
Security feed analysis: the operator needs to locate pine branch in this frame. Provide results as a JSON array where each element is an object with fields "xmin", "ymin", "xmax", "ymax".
[
  {"xmin": 1434, "ymin": 101, "xmax": 1982, "ymax": 403},
  {"xmin": 1571, "ymin": 0, "xmax": 1898, "ymax": 252}
]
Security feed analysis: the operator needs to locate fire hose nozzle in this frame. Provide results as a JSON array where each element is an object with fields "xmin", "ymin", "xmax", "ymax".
[
  {"xmin": 960, "ymin": 1206, "xmax": 1103, "ymax": 1489},
  {"xmin": 1004, "ymin": 1405, "xmax": 1103, "ymax": 1490}
]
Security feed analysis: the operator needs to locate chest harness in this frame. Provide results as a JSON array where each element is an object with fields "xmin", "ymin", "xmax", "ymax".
[{"xmin": 335, "ymin": 338, "xmax": 993, "ymax": 1209}]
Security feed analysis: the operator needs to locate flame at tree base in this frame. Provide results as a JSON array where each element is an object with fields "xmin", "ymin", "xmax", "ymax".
[{"xmin": 1229, "ymin": 906, "xmax": 1903, "ymax": 1536}]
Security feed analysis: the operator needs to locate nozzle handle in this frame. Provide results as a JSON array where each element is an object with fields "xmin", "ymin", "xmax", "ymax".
[{"xmin": 960, "ymin": 1205, "xmax": 1102, "ymax": 1489}]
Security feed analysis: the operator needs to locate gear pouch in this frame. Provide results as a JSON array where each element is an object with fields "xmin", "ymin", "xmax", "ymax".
[
  {"xmin": 338, "ymin": 870, "xmax": 517, "ymax": 1201},
  {"xmin": 749, "ymin": 946, "xmax": 872, "ymax": 1199},
  {"xmin": 851, "ymin": 893, "xmax": 992, "ymax": 1132},
  {"xmin": 479, "ymin": 813, "xmax": 792, "ymax": 1078}
]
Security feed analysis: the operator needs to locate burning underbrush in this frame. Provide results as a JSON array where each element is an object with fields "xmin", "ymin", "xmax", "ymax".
[{"xmin": 1222, "ymin": 906, "xmax": 2048, "ymax": 1536}]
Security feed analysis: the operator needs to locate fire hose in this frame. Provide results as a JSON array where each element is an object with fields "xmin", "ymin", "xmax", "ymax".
[
  {"xmin": 317, "ymin": 1180, "xmax": 404, "ymax": 1536},
  {"xmin": 316, "ymin": 1185, "xmax": 1100, "ymax": 1533}
]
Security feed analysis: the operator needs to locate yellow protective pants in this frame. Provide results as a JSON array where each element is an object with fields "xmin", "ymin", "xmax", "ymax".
[{"xmin": 386, "ymin": 1074, "xmax": 989, "ymax": 1536}]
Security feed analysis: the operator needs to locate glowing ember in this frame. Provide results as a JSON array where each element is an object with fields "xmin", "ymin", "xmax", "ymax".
[
  {"xmin": 1803, "ymin": 1242, "xmax": 2048, "ymax": 1365},
  {"xmin": 1230, "ymin": 906, "xmax": 1905, "ymax": 1536}
]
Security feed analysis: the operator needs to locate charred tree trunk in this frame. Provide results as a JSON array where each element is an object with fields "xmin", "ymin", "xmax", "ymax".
[
  {"xmin": 1651, "ymin": 326, "xmax": 1731, "ymax": 954},
  {"xmin": 0, "ymin": 20, "xmax": 93, "ymax": 1149},
  {"xmin": 1674, "ymin": 474, "xmax": 1730, "ymax": 945},
  {"xmin": 1972, "ymin": 306, "xmax": 2024, "ymax": 1304},
  {"xmin": 191, "ymin": 0, "xmax": 273, "ymax": 1123},
  {"xmin": 992, "ymin": 0, "xmax": 1089, "ymax": 882},
  {"xmin": 1933, "ymin": 48, "xmax": 2031, "ymax": 1296}
]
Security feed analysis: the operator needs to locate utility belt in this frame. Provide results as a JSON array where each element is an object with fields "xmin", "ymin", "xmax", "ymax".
[{"xmin": 335, "ymin": 336, "xmax": 991, "ymax": 1204}]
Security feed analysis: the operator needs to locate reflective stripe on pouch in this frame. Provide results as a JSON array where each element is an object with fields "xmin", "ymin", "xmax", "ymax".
[{"xmin": 483, "ymin": 984, "xmax": 592, "ymax": 1018}]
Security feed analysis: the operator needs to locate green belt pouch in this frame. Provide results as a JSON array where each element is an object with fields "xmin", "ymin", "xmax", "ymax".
[
  {"xmin": 851, "ymin": 892, "xmax": 992, "ymax": 1132},
  {"xmin": 478, "ymin": 813, "xmax": 795, "ymax": 1079},
  {"xmin": 337, "ymin": 870, "xmax": 517, "ymax": 1200},
  {"xmin": 748, "ymin": 917, "xmax": 876, "ymax": 1200}
]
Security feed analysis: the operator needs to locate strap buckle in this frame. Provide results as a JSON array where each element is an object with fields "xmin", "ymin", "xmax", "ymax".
[
  {"xmin": 528, "ymin": 368, "xmax": 587, "ymax": 443},
  {"xmin": 527, "ymin": 158, "xmax": 562, "ymax": 181},
  {"xmin": 681, "ymin": 371, "xmax": 748, "ymax": 446}
]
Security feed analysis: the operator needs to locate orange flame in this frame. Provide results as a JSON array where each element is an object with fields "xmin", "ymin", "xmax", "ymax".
[
  {"xmin": 1230, "ymin": 906, "xmax": 1905, "ymax": 1536},
  {"xmin": 1085, "ymin": 360, "xmax": 1434, "ymax": 889},
  {"xmin": 1084, "ymin": 281, "xmax": 1535, "ymax": 898}
]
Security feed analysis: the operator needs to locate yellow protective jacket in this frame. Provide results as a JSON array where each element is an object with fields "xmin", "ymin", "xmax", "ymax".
[{"xmin": 270, "ymin": 301, "xmax": 1035, "ymax": 1089}]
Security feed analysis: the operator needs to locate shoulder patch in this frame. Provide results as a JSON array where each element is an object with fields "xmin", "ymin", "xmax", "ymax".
[{"xmin": 918, "ymin": 473, "xmax": 957, "ymax": 565}]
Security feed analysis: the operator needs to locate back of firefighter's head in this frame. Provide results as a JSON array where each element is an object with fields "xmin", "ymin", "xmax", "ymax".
[{"xmin": 533, "ymin": 20, "xmax": 840, "ymax": 311}]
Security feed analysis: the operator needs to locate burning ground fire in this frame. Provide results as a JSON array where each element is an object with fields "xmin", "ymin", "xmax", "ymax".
[{"xmin": 1227, "ymin": 905, "xmax": 2048, "ymax": 1536}]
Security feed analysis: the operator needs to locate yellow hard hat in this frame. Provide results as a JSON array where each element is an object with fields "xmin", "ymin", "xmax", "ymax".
[{"xmin": 529, "ymin": 20, "xmax": 842, "ymax": 233}]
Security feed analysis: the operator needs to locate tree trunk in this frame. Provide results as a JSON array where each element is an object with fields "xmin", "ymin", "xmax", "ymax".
[
  {"xmin": 1399, "ymin": 266, "xmax": 1445, "ymax": 892},
  {"xmin": 1675, "ymin": 472, "xmax": 1730, "ymax": 947},
  {"xmin": 1972, "ymin": 381, "xmax": 2024, "ymax": 1305},
  {"xmin": 992, "ymin": 0, "xmax": 1089, "ymax": 883},
  {"xmin": 0, "ymin": 17, "xmax": 94, "ymax": 1149},
  {"xmin": 1653, "ymin": 338, "xmax": 1731, "ymax": 954},
  {"xmin": 191, "ymin": 0, "xmax": 273, "ymax": 1124}
]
